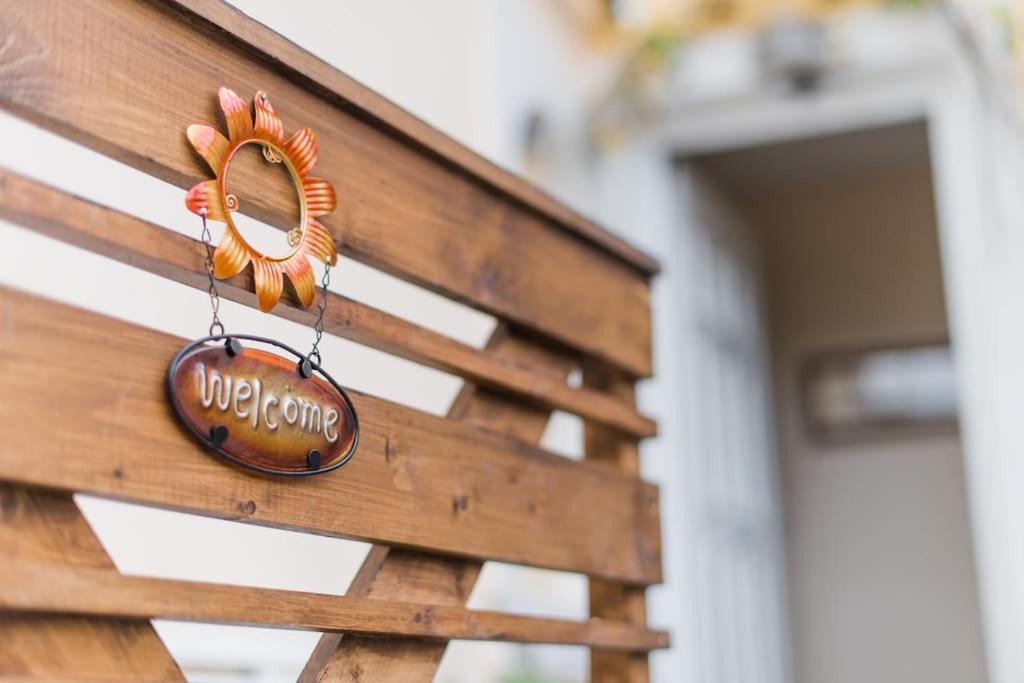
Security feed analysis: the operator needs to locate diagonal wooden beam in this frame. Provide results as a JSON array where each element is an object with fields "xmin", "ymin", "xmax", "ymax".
[
  {"xmin": 0, "ymin": 484, "xmax": 185, "ymax": 681},
  {"xmin": 299, "ymin": 328, "xmax": 574, "ymax": 682}
]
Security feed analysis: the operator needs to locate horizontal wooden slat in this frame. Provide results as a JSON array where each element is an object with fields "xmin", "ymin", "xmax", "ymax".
[
  {"xmin": 0, "ymin": 559, "xmax": 670, "ymax": 651},
  {"xmin": 0, "ymin": 288, "xmax": 662, "ymax": 584},
  {"xmin": 0, "ymin": 169, "xmax": 657, "ymax": 439},
  {"xmin": 0, "ymin": 0, "xmax": 654, "ymax": 377},
  {"xmin": 166, "ymin": 0, "xmax": 661, "ymax": 277}
]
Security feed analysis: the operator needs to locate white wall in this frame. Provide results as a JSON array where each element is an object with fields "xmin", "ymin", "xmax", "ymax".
[{"xmin": 228, "ymin": 0, "xmax": 500, "ymax": 159}]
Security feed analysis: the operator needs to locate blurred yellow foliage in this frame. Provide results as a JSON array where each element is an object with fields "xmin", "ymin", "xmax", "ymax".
[{"xmin": 581, "ymin": 0, "xmax": 1024, "ymax": 146}]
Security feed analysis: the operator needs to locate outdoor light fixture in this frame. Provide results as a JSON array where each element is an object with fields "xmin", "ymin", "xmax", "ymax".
[{"xmin": 759, "ymin": 14, "xmax": 829, "ymax": 92}]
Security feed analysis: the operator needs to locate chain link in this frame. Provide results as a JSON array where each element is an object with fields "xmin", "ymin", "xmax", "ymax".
[
  {"xmin": 199, "ymin": 210, "xmax": 225, "ymax": 337},
  {"xmin": 307, "ymin": 263, "xmax": 331, "ymax": 365}
]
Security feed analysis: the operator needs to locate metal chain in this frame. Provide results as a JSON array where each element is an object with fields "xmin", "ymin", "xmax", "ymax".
[
  {"xmin": 199, "ymin": 209, "xmax": 225, "ymax": 337},
  {"xmin": 200, "ymin": 209, "xmax": 329, "ymax": 360},
  {"xmin": 307, "ymin": 263, "xmax": 331, "ymax": 365}
]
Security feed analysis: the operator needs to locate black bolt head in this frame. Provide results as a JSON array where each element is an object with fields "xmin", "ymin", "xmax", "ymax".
[
  {"xmin": 307, "ymin": 449, "xmax": 322, "ymax": 470},
  {"xmin": 209, "ymin": 425, "xmax": 229, "ymax": 448},
  {"xmin": 225, "ymin": 338, "xmax": 242, "ymax": 357},
  {"xmin": 297, "ymin": 358, "xmax": 313, "ymax": 379}
]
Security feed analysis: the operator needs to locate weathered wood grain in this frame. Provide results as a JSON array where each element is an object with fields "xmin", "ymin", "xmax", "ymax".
[
  {"xmin": 0, "ymin": 169, "xmax": 656, "ymax": 439},
  {"xmin": 0, "ymin": 559, "xmax": 670, "ymax": 651},
  {"xmin": 0, "ymin": 288, "xmax": 662, "ymax": 584},
  {"xmin": 305, "ymin": 329, "xmax": 574, "ymax": 682},
  {"xmin": 0, "ymin": 485, "xmax": 185, "ymax": 681},
  {"xmin": 0, "ymin": 1, "xmax": 667, "ymax": 674},
  {"xmin": 0, "ymin": 0, "xmax": 654, "ymax": 377}
]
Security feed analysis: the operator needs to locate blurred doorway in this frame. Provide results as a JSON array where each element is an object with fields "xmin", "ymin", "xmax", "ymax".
[{"xmin": 680, "ymin": 121, "xmax": 988, "ymax": 683}]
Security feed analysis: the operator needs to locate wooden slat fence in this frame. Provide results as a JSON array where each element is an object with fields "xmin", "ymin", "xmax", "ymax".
[{"xmin": 0, "ymin": 1, "xmax": 666, "ymax": 681}]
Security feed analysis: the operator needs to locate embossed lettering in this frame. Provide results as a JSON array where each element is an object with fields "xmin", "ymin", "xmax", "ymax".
[
  {"xmin": 300, "ymin": 400, "xmax": 321, "ymax": 433},
  {"xmin": 283, "ymin": 397, "xmax": 299, "ymax": 425},
  {"xmin": 192, "ymin": 363, "xmax": 345, "ymax": 445},
  {"xmin": 262, "ymin": 395, "xmax": 279, "ymax": 431},
  {"xmin": 324, "ymin": 408, "xmax": 339, "ymax": 444},
  {"xmin": 233, "ymin": 379, "xmax": 252, "ymax": 420},
  {"xmin": 173, "ymin": 343, "xmax": 357, "ymax": 474}
]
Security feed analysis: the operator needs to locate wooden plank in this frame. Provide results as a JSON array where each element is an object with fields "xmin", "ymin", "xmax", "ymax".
[
  {"xmin": 304, "ymin": 329, "xmax": 573, "ymax": 682},
  {"xmin": 0, "ymin": 169, "xmax": 657, "ymax": 439},
  {"xmin": 584, "ymin": 365, "xmax": 654, "ymax": 682},
  {"xmin": 0, "ymin": 0, "xmax": 654, "ymax": 377},
  {"xmin": 165, "ymin": 0, "xmax": 660, "ymax": 277},
  {"xmin": 0, "ymin": 559, "xmax": 671, "ymax": 652},
  {"xmin": 0, "ymin": 288, "xmax": 663, "ymax": 584},
  {"xmin": 0, "ymin": 485, "xmax": 185, "ymax": 681}
]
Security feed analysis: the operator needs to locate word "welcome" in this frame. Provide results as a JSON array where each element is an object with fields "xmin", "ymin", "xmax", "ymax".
[{"xmin": 195, "ymin": 363, "xmax": 341, "ymax": 444}]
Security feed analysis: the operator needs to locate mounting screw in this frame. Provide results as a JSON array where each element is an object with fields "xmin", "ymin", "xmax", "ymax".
[
  {"xmin": 209, "ymin": 425, "xmax": 229, "ymax": 448},
  {"xmin": 225, "ymin": 338, "xmax": 242, "ymax": 357},
  {"xmin": 297, "ymin": 358, "xmax": 313, "ymax": 379},
  {"xmin": 306, "ymin": 449, "xmax": 322, "ymax": 470}
]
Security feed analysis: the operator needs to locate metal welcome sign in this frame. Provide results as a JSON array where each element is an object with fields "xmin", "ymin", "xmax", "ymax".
[
  {"xmin": 168, "ymin": 335, "xmax": 358, "ymax": 475},
  {"xmin": 170, "ymin": 88, "xmax": 358, "ymax": 476}
]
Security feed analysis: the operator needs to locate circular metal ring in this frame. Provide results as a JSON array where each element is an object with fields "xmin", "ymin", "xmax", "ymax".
[{"xmin": 220, "ymin": 138, "xmax": 308, "ymax": 263}]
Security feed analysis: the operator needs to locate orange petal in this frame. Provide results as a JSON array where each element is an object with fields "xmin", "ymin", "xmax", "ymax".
[
  {"xmin": 218, "ymin": 87, "xmax": 253, "ymax": 143},
  {"xmin": 284, "ymin": 127, "xmax": 317, "ymax": 176},
  {"xmin": 185, "ymin": 180, "xmax": 229, "ymax": 222},
  {"xmin": 212, "ymin": 229, "xmax": 251, "ymax": 279},
  {"xmin": 186, "ymin": 124, "xmax": 230, "ymax": 174},
  {"xmin": 303, "ymin": 177, "xmax": 336, "ymax": 217},
  {"xmin": 283, "ymin": 255, "xmax": 317, "ymax": 307},
  {"xmin": 253, "ymin": 91, "xmax": 284, "ymax": 145},
  {"xmin": 302, "ymin": 218, "xmax": 338, "ymax": 266},
  {"xmin": 253, "ymin": 259, "xmax": 284, "ymax": 312}
]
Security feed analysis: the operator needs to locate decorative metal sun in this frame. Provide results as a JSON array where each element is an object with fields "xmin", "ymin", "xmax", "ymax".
[{"xmin": 185, "ymin": 87, "xmax": 338, "ymax": 312}]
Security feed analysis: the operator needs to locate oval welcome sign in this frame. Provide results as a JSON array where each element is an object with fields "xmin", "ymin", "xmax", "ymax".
[{"xmin": 168, "ymin": 335, "xmax": 358, "ymax": 476}]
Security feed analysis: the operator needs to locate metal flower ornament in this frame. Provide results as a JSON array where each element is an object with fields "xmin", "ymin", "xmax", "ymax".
[
  {"xmin": 172, "ymin": 87, "xmax": 358, "ymax": 478},
  {"xmin": 185, "ymin": 87, "xmax": 338, "ymax": 312}
]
